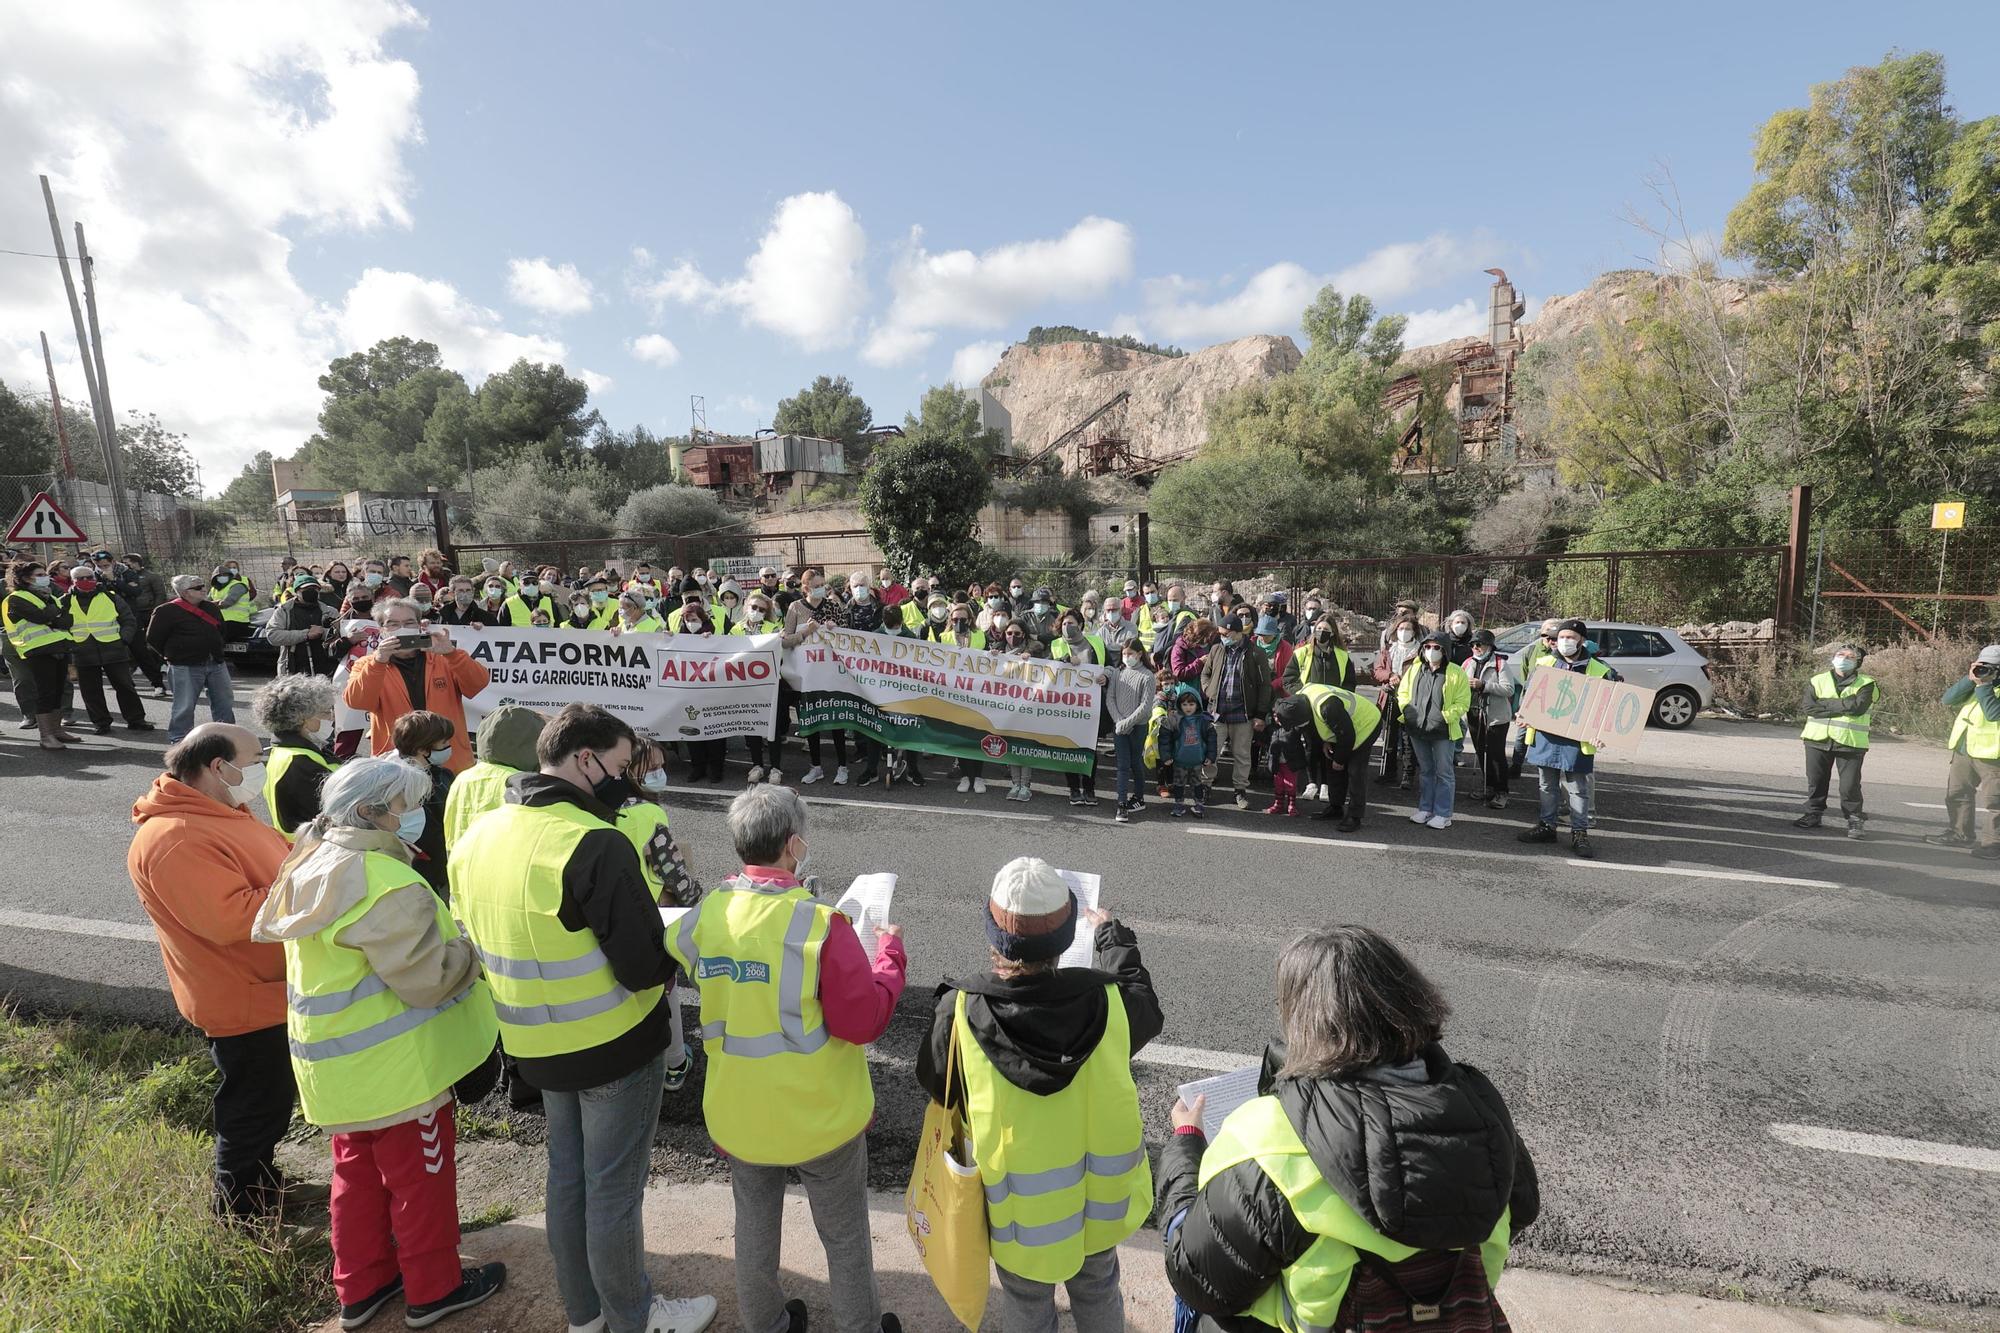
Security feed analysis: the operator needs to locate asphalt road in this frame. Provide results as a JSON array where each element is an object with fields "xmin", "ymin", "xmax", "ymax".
[{"xmin": 2, "ymin": 679, "xmax": 1996, "ymax": 1327}]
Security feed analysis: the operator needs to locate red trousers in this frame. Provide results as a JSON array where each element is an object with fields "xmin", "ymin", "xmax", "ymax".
[{"xmin": 330, "ymin": 1101, "xmax": 463, "ymax": 1306}]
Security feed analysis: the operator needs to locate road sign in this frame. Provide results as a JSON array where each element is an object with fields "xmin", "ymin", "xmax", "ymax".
[
  {"xmin": 1932, "ymin": 501, "xmax": 1965, "ymax": 530},
  {"xmin": 1480, "ymin": 576, "xmax": 1501, "ymax": 596},
  {"xmin": 5, "ymin": 491, "xmax": 87, "ymax": 544}
]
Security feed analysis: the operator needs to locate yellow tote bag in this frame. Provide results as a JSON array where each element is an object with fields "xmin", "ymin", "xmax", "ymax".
[{"xmin": 904, "ymin": 1020, "xmax": 990, "ymax": 1330}]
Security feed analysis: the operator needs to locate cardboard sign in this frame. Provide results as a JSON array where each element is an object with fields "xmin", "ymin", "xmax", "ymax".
[{"xmin": 1517, "ymin": 666, "xmax": 1656, "ymax": 755}]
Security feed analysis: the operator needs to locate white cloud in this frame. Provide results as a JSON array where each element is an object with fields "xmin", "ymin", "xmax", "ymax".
[
  {"xmin": 627, "ymin": 333, "xmax": 682, "ymax": 368},
  {"xmin": 1138, "ymin": 234, "xmax": 1478, "ymax": 344},
  {"xmin": 863, "ymin": 217, "xmax": 1134, "ymax": 366},
  {"xmin": 1399, "ymin": 299, "xmax": 1485, "ymax": 349},
  {"xmin": 636, "ymin": 191, "xmax": 867, "ymax": 352},
  {"xmin": 337, "ymin": 268, "xmax": 566, "ymax": 376},
  {"xmin": 949, "ymin": 340, "xmax": 1009, "ymax": 388},
  {"xmin": 0, "ymin": 1, "xmax": 428, "ymax": 481},
  {"xmin": 505, "ymin": 257, "xmax": 595, "ymax": 316},
  {"xmin": 577, "ymin": 369, "xmax": 614, "ymax": 395}
]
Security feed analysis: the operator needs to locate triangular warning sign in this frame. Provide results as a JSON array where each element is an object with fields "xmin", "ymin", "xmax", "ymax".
[{"xmin": 5, "ymin": 491, "xmax": 88, "ymax": 544}]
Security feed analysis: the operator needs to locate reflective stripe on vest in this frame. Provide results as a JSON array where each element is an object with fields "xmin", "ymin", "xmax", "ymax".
[
  {"xmin": 265, "ymin": 745, "xmax": 337, "ymax": 840},
  {"xmin": 66, "ymin": 590, "xmax": 121, "ymax": 643},
  {"xmin": 958, "ymin": 986, "xmax": 1150, "ymax": 1282},
  {"xmin": 1292, "ymin": 643, "xmax": 1350, "ymax": 687},
  {"xmin": 1949, "ymin": 696, "xmax": 2000, "ymax": 759},
  {"xmin": 3, "ymin": 589, "xmax": 74, "ymax": 656},
  {"xmin": 283, "ymin": 850, "xmax": 497, "ymax": 1125},
  {"xmin": 670, "ymin": 881, "xmax": 872, "ymax": 1165},
  {"xmin": 450, "ymin": 802, "xmax": 663, "ymax": 1058},
  {"xmin": 1800, "ymin": 671, "xmax": 1874, "ymax": 750},
  {"xmin": 216, "ymin": 578, "xmax": 253, "ymax": 622},
  {"xmin": 1196, "ymin": 1093, "xmax": 1514, "ymax": 1331},
  {"xmin": 503, "ymin": 593, "xmax": 553, "ymax": 626}
]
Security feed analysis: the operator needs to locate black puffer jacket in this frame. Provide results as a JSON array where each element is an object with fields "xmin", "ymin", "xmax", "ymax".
[{"xmin": 1158, "ymin": 1042, "xmax": 1538, "ymax": 1331}]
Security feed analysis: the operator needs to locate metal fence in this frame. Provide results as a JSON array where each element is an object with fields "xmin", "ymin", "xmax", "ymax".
[{"xmin": 1807, "ymin": 527, "xmax": 2000, "ymax": 646}]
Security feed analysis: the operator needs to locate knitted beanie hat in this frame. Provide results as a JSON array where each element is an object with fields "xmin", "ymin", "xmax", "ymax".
[{"xmin": 984, "ymin": 856, "xmax": 1077, "ymax": 962}]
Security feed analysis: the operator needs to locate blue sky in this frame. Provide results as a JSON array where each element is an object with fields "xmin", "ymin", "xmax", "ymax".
[{"xmin": 6, "ymin": 1, "xmax": 1999, "ymax": 482}]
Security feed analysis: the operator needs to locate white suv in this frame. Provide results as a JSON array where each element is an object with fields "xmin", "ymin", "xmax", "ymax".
[{"xmin": 1491, "ymin": 621, "xmax": 1714, "ymax": 729}]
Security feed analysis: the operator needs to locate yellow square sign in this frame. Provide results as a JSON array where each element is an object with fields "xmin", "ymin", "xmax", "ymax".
[{"xmin": 1932, "ymin": 501, "xmax": 1965, "ymax": 530}]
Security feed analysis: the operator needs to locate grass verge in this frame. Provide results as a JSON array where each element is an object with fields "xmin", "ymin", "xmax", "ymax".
[{"xmin": 0, "ymin": 1005, "xmax": 332, "ymax": 1333}]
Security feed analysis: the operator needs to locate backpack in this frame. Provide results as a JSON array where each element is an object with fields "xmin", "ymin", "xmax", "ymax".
[{"xmin": 1335, "ymin": 1249, "xmax": 1511, "ymax": 1332}]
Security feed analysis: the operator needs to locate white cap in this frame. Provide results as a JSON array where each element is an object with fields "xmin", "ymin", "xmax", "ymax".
[
  {"xmin": 987, "ymin": 855, "xmax": 1072, "ymax": 934},
  {"xmin": 1978, "ymin": 645, "xmax": 2000, "ymax": 666}
]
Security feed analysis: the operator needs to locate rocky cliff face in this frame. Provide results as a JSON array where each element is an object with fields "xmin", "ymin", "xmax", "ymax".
[{"xmin": 983, "ymin": 334, "xmax": 1301, "ymax": 469}]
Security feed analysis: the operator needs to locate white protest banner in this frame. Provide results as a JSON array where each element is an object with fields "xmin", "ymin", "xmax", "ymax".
[
  {"xmin": 1517, "ymin": 666, "xmax": 1656, "ymax": 755},
  {"xmin": 445, "ymin": 625, "xmax": 779, "ymax": 741},
  {"xmin": 781, "ymin": 625, "xmax": 1107, "ymax": 774}
]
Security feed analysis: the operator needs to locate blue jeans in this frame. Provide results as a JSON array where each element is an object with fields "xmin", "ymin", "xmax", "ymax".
[
  {"xmin": 168, "ymin": 660, "xmax": 235, "ymax": 742},
  {"xmin": 1408, "ymin": 731, "xmax": 1455, "ymax": 818},
  {"xmin": 1538, "ymin": 765, "xmax": 1594, "ymax": 834},
  {"xmin": 1113, "ymin": 730, "xmax": 1145, "ymax": 805},
  {"xmin": 543, "ymin": 1052, "xmax": 665, "ymax": 1333}
]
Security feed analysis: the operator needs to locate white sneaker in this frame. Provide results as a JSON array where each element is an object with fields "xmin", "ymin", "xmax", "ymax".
[
  {"xmin": 1409, "ymin": 810, "xmax": 1430, "ymax": 824},
  {"xmin": 568, "ymin": 1317, "xmax": 607, "ymax": 1333},
  {"xmin": 765, "ymin": 766, "xmax": 781, "ymax": 783},
  {"xmin": 645, "ymin": 1293, "xmax": 718, "ymax": 1333},
  {"xmin": 1307, "ymin": 783, "xmax": 1324, "ymax": 801},
  {"xmin": 973, "ymin": 777, "xmax": 987, "ymax": 794},
  {"xmin": 802, "ymin": 766, "xmax": 824, "ymax": 784},
  {"xmin": 1427, "ymin": 815, "xmax": 1452, "ymax": 830},
  {"xmin": 957, "ymin": 776, "xmax": 972, "ymax": 793},
  {"xmin": 832, "ymin": 765, "xmax": 850, "ymax": 785},
  {"xmin": 746, "ymin": 766, "xmax": 766, "ymax": 784}
]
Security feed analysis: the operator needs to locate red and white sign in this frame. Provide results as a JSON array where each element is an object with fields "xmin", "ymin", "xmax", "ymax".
[
  {"xmin": 1480, "ymin": 577, "xmax": 1501, "ymax": 596},
  {"xmin": 5, "ymin": 491, "xmax": 88, "ymax": 544}
]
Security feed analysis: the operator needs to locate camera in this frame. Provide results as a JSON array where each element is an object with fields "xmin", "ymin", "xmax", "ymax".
[
  {"xmin": 1973, "ymin": 662, "xmax": 1996, "ymax": 681},
  {"xmin": 392, "ymin": 630, "xmax": 431, "ymax": 652}
]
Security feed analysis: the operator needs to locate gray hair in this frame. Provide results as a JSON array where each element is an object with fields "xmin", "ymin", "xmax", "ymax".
[
  {"xmin": 252, "ymin": 674, "xmax": 337, "ymax": 735},
  {"xmin": 372, "ymin": 597, "xmax": 422, "ymax": 625},
  {"xmin": 728, "ymin": 784, "xmax": 808, "ymax": 865},
  {"xmin": 1832, "ymin": 642, "xmax": 1866, "ymax": 659},
  {"xmin": 171, "ymin": 573, "xmax": 204, "ymax": 596},
  {"xmin": 619, "ymin": 588, "xmax": 648, "ymax": 611},
  {"xmin": 1275, "ymin": 925, "xmax": 1450, "ymax": 1078},
  {"xmin": 318, "ymin": 756, "xmax": 431, "ymax": 830}
]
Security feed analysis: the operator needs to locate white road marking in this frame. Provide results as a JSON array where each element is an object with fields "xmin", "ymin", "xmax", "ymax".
[
  {"xmin": 1904, "ymin": 802, "xmax": 1947, "ymax": 810},
  {"xmin": 1185, "ymin": 826, "xmax": 1842, "ymax": 889},
  {"xmin": 0, "ymin": 907, "xmax": 154, "ymax": 943},
  {"xmin": 1769, "ymin": 1123, "xmax": 2000, "ymax": 1176},
  {"xmin": 661, "ymin": 784, "xmax": 1052, "ymax": 822},
  {"xmin": 1134, "ymin": 1042, "xmax": 1259, "ymax": 1073}
]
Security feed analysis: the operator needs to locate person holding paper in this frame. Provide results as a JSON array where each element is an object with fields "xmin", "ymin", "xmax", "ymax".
[
  {"xmin": 914, "ymin": 856, "xmax": 1162, "ymax": 1333},
  {"xmin": 1158, "ymin": 926, "xmax": 1538, "ymax": 1332},
  {"xmin": 664, "ymin": 785, "xmax": 908, "ymax": 1333},
  {"xmin": 1515, "ymin": 618, "xmax": 1620, "ymax": 860}
]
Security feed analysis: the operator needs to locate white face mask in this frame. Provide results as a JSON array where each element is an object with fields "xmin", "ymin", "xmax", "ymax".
[
  {"xmin": 990, "ymin": 615, "xmax": 1010, "ymax": 631},
  {"xmin": 1449, "ymin": 620, "xmax": 1470, "ymax": 636},
  {"xmin": 1104, "ymin": 608, "xmax": 1122, "ymax": 624},
  {"xmin": 301, "ymin": 718, "xmax": 325, "ymax": 740},
  {"xmin": 640, "ymin": 768, "xmax": 669, "ymax": 792},
  {"xmin": 222, "ymin": 759, "xmax": 263, "ymax": 806},
  {"xmin": 852, "ymin": 587, "xmax": 872, "ymax": 603},
  {"xmin": 1396, "ymin": 629, "xmax": 1415, "ymax": 644},
  {"xmin": 928, "ymin": 606, "xmax": 947, "ymax": 621},
  {"xmin": 1422, "ymin": 648, "xmax": 1443, "ymax": 665},
  {"xmin": 1557, "ymin": 638, "xmax": 1582, "ymax": 657},
  {"xmin": 1473, "ymin": 647, "xmax": 1492, "ymax": 660},
  {"xmin": 1832, "ymin": 657, "xmax": 1857, "ymax": 674}
]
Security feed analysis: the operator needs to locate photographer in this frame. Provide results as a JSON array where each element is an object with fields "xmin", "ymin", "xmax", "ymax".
[
  {"xmin": 341, "ymin": 597, "xmax": 489, "ymax": 775},
  {"xmin": 1926, "ymin": 644, "xmax": 2000, "ymax": 858}
]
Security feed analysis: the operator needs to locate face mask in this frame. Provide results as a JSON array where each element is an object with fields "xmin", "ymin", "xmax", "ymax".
[
  {"xmin": 951, "ymin": 620, "xmax": 970, "ymax": 633},
  {"xmin": 227, "ymin": 566, "xmax": 240, "ymax": 576},
  {"xmin": 591, "ymin": 590, "xmax": 609, "ymax": 603},
  {"xmin": 1473, "ymin": 647, "xmax": 1492, "ymax": 660},
  {"xmin": 1396, "ymin": 629, "xmax": 1415, "ymax": 644},
  {"xmin": 640, "ymin": 768, "xmax": 669, "ymax": 793},
  {"xmin": 1422, "ymin": 648, "xmax": 1443, "ymax": 665},
  {"xmin": 1166, "ymin": 599, "xmax": 1182, "ymax": 612},
  {"xmin": 301, "ymin": 718, "xmax": 325, "ymax": 740},
  {"xmin": 1009, "ymin": 586, "xmax": 1024, "ymax": 598},
  {"xmin": 790, "ymin": 835, "xmax": 811, "ymax": 880},
  {"xmin": 222, "ymin": 760, "xmax": 263, "ymax": 806},
  {"xmin": 584, "ymin": 751, "xmax": 629, "ymax": 805},
  {"xmin": 852, "ymin": 587, "xmax": 872, "ymax": 603},
  {"xmin": 573, "ymin": 602, "xmax": 590, "ymax": 616},
  {"xmin": 928, "ymin": 606, "xmax": 947, "ymax": 622},
  {"xmin": 212, "ymin": 575, "xmax": 229, "ymax": 588},
  {"xmin": 986, "ymin": 596, "xmax": 1003, "ymax": 609},
  {"xmin": 396, "ymin": 806, "xmax": 426, "ymax": 843},
  {"xmin": 1833, "ymin": 657, "xmax": 1857, "ymax": 675},
  {"xmin": 1144, "ymin": 592, "xmax": 1159, "ymax": 605},
  {"xmin": 485, "ymin": 586, "xmax": 505, "ymax": 600},
  {"xmin": 413, "ymin": 594, "xmax": 432, "ymax": 608},
  {"xmin": 991, "ymin": 616, "xmax": 1010, "ymax": 631},
  {"xmin": 1304, "ymin": 608, "xmax": 1321, "ymax": 622},
  {"xmin": 1124, "ymin": 654, "xmax": 1144, "ymax": 669},
  {"xmin": 1005, "ymin": 636, "xmax": 1027, "ymax": 649},
  {"xmin": 430, "ymin": 746, "xmax": 454, "ymax": 767},
  {"xmin": 1104, "ymin": 608, "xmax": 1122, "ymax": 624},
  {"xmin": 1031, "ymin": 600, "xmax": 1050, "ymax": 614},
  {"xmin": 1258, "ymin": 637, "xmax": 1278, "ymax": 656},
  {"xmin": 32, "ymin": 574, "xmax": 51, "ymax": 591},
  {"xmin": 1450, "ymin": 621, "xmax": 1469, "ymax": 636},
  {"xmin": 364, "ymin": 571, "xmax": 384, "ymax": 588},
  {"xmin": 453, "ymin": 589, "xmax": 472, "ymax": 605},
  {"xmin": 1557, "ymin": 638, "xmax": 1582, "ymax": 657},
  {"xmin": 807, "ymin": 586, "xmax": 825, "ymax": 603}
]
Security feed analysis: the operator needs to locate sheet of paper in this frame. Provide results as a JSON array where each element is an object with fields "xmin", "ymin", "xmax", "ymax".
[
  {"xmin": 834, "ymin": 872, "xmax": 896, "ymax": 963},
  {"xmin": 1056, "ymin": 869, "xmax": 1101, "ymax": 969},
  {"xmin": 1176, "ymin": 1064, "xmax": 1262, "ymax": 1139}
]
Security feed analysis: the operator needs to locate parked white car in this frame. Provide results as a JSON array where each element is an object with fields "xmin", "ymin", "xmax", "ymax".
[{"xmin": 1490, "ymin": 621, "xmax": 1714, "ymax": 729}]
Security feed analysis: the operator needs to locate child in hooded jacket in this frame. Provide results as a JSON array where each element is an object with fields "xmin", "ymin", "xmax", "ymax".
[{"xmin": 1167, "ymin": 684, "xmax": 1217, "ymax": 819}]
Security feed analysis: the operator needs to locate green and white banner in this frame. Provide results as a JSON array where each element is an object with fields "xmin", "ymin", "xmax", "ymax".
[
  {"xmin": 445, "ymin": 625, "xmax": 781, "ymax": 741},
  {"xmin": 780, "ymin": 625, "xmax": 1107, "ymax": 774}
]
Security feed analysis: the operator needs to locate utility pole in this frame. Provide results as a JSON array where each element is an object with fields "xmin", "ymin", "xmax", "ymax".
[
  {"xmin": 77, "ymin": 222, "xmax": 141, "ymax": 553},
  {"xmin": 38, "ymin": 332, "xmax": 74, "ymax": 480},
  {"xmin": 39, "ymin": 175, "xmax": 135, "ymax": 552}
]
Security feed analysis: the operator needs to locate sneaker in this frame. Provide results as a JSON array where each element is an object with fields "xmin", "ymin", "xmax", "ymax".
[
  {"xmin": 1263, "ymin": 800, "xmax": 1284, "ymax": 815},
  {"xmin": 152, "ymin": 686, "xmax": 171, "ymax": 699},
  {"xmin": 1845, "ymin": 818, "xmax": 1865, "ymax": 841},
  {"xmin": 1792, "ymin": 812, "xmax": 1822, "ymax": 829},
  {"xmin": 747, "ymin": 766, "xmax": 766, "ymax": 784},
  {"xmin": 832, "ymin": 766, "xmax": 850, "ymax": 785},
  {"xmin": 1427, "ymin": 815, "xmax": 1452, "ymax": 830},
  {"xmin": 1975, "ymin": 844, "xmax": 2000, "ymax": 861},
  {"xmin": 801, "ymin": 766, "xmax": 824, "ymax": 784},
  {"xmin": 127, "ymin": 719, "xmax": 156, "ymax": 731},
  {"xmin": 645, "ymin": 1293, "xmax": 719, "ymax": 1333},
  {"xmin": 783, "ymin": 1298, "xmax": 809, "ymax": 1333},
  {"xmin": 1487, "ymin": 794, "xmax": 1508, "ymax": 809},
  {"xmin": 1069, "ymin": 795, "xmax": 1088, "ymax": 807},
  {"xmin": 1923, "ymin": 832, "xmax": 1973, "ymax": 847},
  {"xmin": 1171, "ymin": 805, "xmax": 1188, "ymax": 818},
  {"xmin": 662, "ymin": 1055, "xmax": 691, "ymax": 1092},
  {"xmin": 973, "ymin": 778, "xmax": 987, "ymax": 794},
  {"xmin": 1569, "ymin": 832, "xmax": 1597, "ymax": 860},
  {"xmin": 1234, "ymin": 791, "xmax": 1251, "ymax": 810},
  {"xmin": 957, "ymin": 776, "xmax": 971, "ymax": 793},
  {"xmin": 765, "ymin": 767, "xmax": 782, "ymax": 783},
  {"xmin": 1114, "ymin": 810, "xmax": 1130, "ymax": 824},
  {"xmin": 568, "ymin": 1317, "xmax": 608, "ymax": 1333},
  {"xmin": 1080, "ymin": 793, "xmax": 1099, "ymax": 807},
  {"xmin": 1336, "ymin": 817, "xmax": 1361, "ymax": 833},
  {"xmin": 1409, "ymin": 810, "xmax": 1430, "ymax": 825},
  {"xmin": 403, "ymin": 1262, "xmax": 505, "ymax": 1328},
  {"xmin": 1518, "ymin": 823, "xmax": 1558, "ymax": 844},
  {"xmin": 1301, "ymin": 783, "xmax": 1321, "ymax": 801},
  {"xmin": 339, "ymin": 1275, "xmax": 403, "ymax": 1330},
  {"xmin": 1189, "ymin": 804, "xmax": 1206, "ymax": 819}
]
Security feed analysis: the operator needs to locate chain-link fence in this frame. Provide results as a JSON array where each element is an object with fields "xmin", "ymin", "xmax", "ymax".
[{"xmin": 1808, "ymin": 527, "xmax": 2000, "ymax": 646}]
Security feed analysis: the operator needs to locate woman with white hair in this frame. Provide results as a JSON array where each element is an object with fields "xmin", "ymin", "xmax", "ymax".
[
  {"xmin": 253, "ymin": 673, "xmax": 340, "ymax": 839},
  {"xmin": 253, "ymin": 757, "xmax": 506, "ymax": 1329},
  {"xmin": 608, "ymin": 587, "xmax": 662, "ymax": 634},
  {"xmin": 145, "ymin": 570, "xmax": 238, "ymax": 743}
]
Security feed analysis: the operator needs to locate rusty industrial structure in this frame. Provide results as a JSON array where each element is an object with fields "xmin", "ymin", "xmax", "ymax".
[
  {"xmin": 995, "ymin": 389, "xmax": 1172, "ymax": 480},
  {"xmin": 1387, "ymin": 269, "xmax": 1528, "ymax": 474}
]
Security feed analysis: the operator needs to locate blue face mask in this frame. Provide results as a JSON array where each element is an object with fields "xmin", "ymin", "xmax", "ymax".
[
  {"xmin": 429, "ymin": 747, "xmax": 453, "ymax": 767},
  {"xmin": 640, "ymin": 768, "xmax": 669, "ymax": 793},
  {"xmin": 396, "ymin": 807, "xmax": 426, "ymax": 843}
]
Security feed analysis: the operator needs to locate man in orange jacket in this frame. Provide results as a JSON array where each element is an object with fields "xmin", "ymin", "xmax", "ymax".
[
  {"xmin": 342, "ymin": 597, "xmax": 490, "ymax": 773},
  {"xmin": 129, "ymin": 721, "xmax": 308, "ymax": 1219}
]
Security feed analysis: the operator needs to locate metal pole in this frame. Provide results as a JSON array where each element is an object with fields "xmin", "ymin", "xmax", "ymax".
[
  {"xmin": 38, "ymin": 332, "xmax": 75, "ymax": 480},
  {"xmin": 1136, "ymin": 511, "xmax": 1151, "ymax": 585},
  {"xmin": 1933, "ymin": 530, "xmax": 1949, "ymax": 636},
  {"xmin": 40, "ymin": 178, "xmax": 115, "ymax": 487},
  {"xmin": 1606, "ymin": 555, "xmax": 1621, "ymax": 621},
  {"xmin": 1807, "ymin": 528, "xmax": 1826, "ymax": 645},
  {"xmin": 76, "ymin": 223, "xmax": 140, "ymax": 555}
]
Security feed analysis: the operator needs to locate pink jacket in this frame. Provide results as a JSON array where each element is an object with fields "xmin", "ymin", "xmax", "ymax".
[{"xmin": 736, "ymin": 866, "xmax": 905, "ymax": 1044}]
